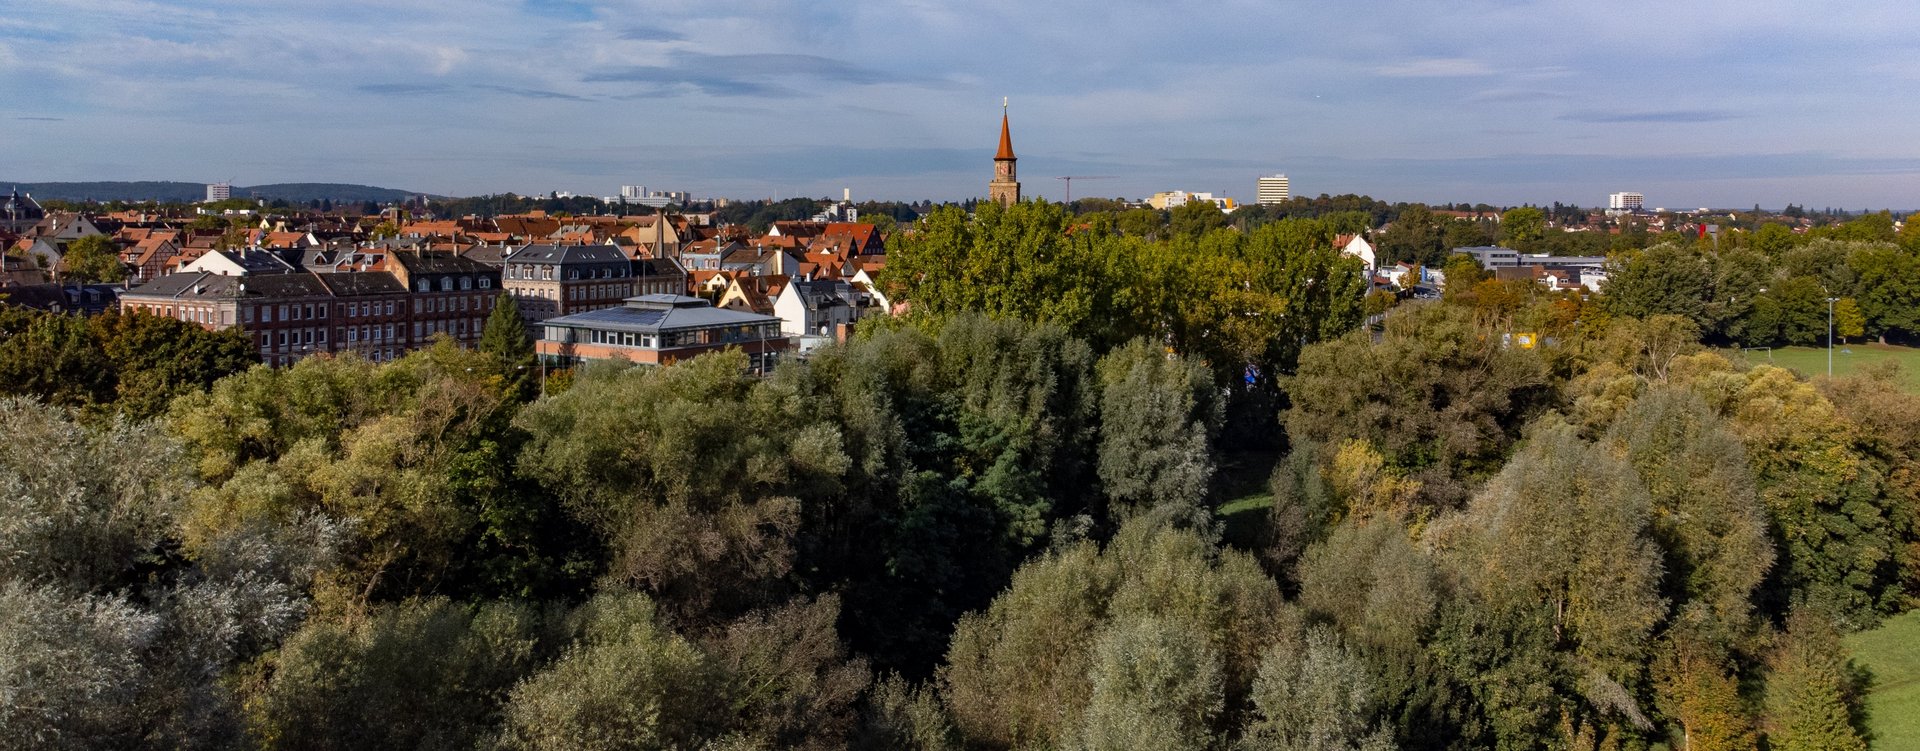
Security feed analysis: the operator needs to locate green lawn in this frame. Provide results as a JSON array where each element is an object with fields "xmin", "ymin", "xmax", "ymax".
[
  {"xmin": 1731, "ymin": 343, "xmax": 1920, "ymax": 393},
  {"xmin": 1848, "ymin": 610, "xmax": 1920, "ymax": 749}
]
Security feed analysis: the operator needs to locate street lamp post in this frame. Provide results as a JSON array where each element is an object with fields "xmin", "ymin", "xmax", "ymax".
[{"xmin": 1826, "ymin": 296, "xmax": 1839, "ymax": 378}]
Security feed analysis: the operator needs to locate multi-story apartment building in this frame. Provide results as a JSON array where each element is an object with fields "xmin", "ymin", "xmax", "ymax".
[
  {"xmin": 1257, "ymin": 174, "xmax": 1290, "ymax": 205},
  {"xmin": 122, "ymin": 272, "xmax": 339, "ymax": 366},
  {"xmin": 500, "ymin": 244, "xmax": 633, "ymax": 325},
  {"xmin": 121, "ymin": 267, "xmax": 491, "ymax": 366},
  {"xmin": 314, "ymin": 272, "xmax": 411, "ymax": 362},
  {"xmin": 389, "ymin": 251, "xmax": 503, "ymax": 348},
  {"xmin": 1608, "ymin": 192, "xmax": 1644, "ymax": 213}
]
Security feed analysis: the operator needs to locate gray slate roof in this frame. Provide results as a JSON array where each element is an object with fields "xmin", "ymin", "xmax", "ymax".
[
  {"xmin": 506, "ymin": 244, "xmax": 627, "ymax": 265},
  {"xmin": 543, "ymin": 294, "xmax": 778, "ymax": 334}
]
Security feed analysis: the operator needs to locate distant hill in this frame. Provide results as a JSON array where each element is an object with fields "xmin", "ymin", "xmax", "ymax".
[{"xmin": 1, "ymin": 181, "xmax": 436, "ymax": 203}]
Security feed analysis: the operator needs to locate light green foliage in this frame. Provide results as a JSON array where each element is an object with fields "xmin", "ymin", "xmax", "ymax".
[
  {"xmin": 1671, "ymin": 358, "xmax": 1904, "ymax": 626},
  {"xmin": 1239, "ymin": 627, "xmax": 1396, "ymax": 751},
  {"xmin": 0, "ymin": 583, "xmax": 160, "ymax": 750},
  {"xmin": 883, "ymin": 203, "xmax": 1365, "ymax": 384},
  {"xmin": 500, "ymin": 592, "xmax": 724, "ymax": 751},
  {"xmin": 1764, "ymin": 611, "xmax": 1868, "ymax": 751},
  {"xmin": 941, "ymin": 520, "xmax": 1281, "ymax": 749},
  {"xmin": 58, "ymin": 234, "xmax": 126, "ymax": 283},
  {"xmin": 1094, "ymin": 339, "xmax": 1220, "ymax": 523},
  {"xmin": 0, "ymin": 398, "xmax": 189, "ymax": 592},
  {"xmin": 1751, "ymin": 223, "xmax": 1797, "ymax": 257},
  {"xmin": 171, "ymin": 343, "xmax": 543, "ymax": 608},
  {"xmin": 1499, "ymin": 207, "xmax": 1547, "ymax": 250},
  {"xmin": 1073, "ymin": 616, "xmax": 1225, "ymax": 751},
  {"xmin": 1441, "ymin": 422, "xmax": 1665, "ymax": 683},
  {"xmin": 1604, "ymin": 388, "xmax": 1771, "ymax": 646},
  {"xmin": 247, "ymin": 598, "xmax": 546, "ymax": 750}
]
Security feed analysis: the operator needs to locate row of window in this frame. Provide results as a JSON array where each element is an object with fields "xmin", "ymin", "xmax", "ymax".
[
  {"xmin": 506, "ymin": 263, "xmax": 629, "ymax": 281},
  {"xmin": 412, "ymin": 276, "xmax": 492, "ymax": 292},
  {"xmin": 234, "ymin": 296, "xmax": 491, "ymax": 324}
]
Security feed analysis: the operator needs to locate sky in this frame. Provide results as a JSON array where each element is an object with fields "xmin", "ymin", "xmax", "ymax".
[{"xmin": 2, "ymin": 0, "xmax": 1917, "ymax": 209}]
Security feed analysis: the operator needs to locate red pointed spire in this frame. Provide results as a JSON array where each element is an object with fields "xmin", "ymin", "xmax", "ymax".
[{"xmin": 996, "ymin": 104, "xmax": 1015, "ymax": 161}]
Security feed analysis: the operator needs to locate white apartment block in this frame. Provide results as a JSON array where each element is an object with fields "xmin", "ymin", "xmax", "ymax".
[
  {"xmin": 1257, "ymin": 174, "xmax": 1291, "ymax": 205},
  {"xmin": 206, "ymin": 183, "xmax": 232, "ymax": 202},
  {"xmin": 1608, "ymin": 191, "xmax": 1644, "ymax": 213}
]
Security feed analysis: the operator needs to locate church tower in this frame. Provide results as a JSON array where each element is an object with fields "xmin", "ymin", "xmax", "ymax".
[{"xmin": 989, "ymin": 98, "xmax": 1020, "ymax": 208}]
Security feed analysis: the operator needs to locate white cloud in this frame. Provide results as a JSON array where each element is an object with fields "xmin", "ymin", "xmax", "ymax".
[{"xmin": 1373, "ymin": 58, "xmax": 1496, "ymax": 78}]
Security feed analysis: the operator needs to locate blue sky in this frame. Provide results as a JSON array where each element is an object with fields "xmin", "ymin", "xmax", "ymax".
[{"xmin": 2, "ymin": 0, "xmax": 1916, "ymax": 209}]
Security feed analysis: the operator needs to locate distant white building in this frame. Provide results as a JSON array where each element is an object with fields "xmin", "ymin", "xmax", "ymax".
[
  {"xmin": 620, "ymin": 185, "xmax": 647, "ymax": 199},
  {"xmin": 1257, "ymin": 174, "xmax": 1290, "ymax": 205},
  {"xmin": 1607, "ymin": 191, "xmax": 1644, "ymax": 215},
  {"xmin": 1147, "ymin": 190, "xmax": 1236, "ymax": 211},
  {"xmin": 206, "ymin": 183, "xmax": 232, "ymax": 202}
]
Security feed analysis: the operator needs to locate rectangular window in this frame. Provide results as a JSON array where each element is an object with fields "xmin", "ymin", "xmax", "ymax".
[
  {"xmin": 385, "ymin": 301, "xmax": 394, "ymax": 316},
  {"xmin": 413, "ymin": 322, "xmax": 422, "ymax": 338},
  {"xmin": 277, "ymin": 331, "xmax": 287, "ymax": 346},
  {"xmin": 243, "ymin": 306, "xmax": 254, "ymax": 323}
]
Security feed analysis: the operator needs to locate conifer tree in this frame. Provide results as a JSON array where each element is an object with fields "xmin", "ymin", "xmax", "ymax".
[
  {"xmin": 1763, "ymin": 612, "xmax": 1867, "ymax": 751},
  {"xmin": 480, "ymin": 293, "xmax": 535, "ymax": 397}
]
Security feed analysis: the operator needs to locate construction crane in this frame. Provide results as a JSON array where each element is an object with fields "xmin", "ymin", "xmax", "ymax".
[{"xmin": 1054, "ymin": 176, "xmax": 1116, "ymax": 204}]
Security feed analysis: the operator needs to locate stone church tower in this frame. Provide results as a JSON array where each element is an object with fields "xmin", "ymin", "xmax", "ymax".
[{"xmin": 989, "ymin": 99, "xmax": 1020, "ymax": 208}]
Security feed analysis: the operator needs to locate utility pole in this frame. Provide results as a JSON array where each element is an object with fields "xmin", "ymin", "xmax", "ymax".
[{"xmin": 1827, "ymin": 295, "xmax": 1839, "ymax": 377}]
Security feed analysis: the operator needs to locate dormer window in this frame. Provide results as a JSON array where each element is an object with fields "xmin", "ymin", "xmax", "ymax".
[
  {"xmin": 440, "ymin": 277, "xmax": 452, "ymax": 291},
  {"xmin": 460, "ymin": 277, "xmax": 471, "ymax": 290}
]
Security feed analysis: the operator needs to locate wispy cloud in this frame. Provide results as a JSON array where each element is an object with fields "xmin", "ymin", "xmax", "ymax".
[
  {"xmin": 617, "ymin": 26, "xmax": 683, "ymax": 42},
  {"xmin": 583, "ymin": 51, "xmax": 947, "ymax": 97},
  {"xmin": 15, "ymin": 116, "xmax": 64, "ymax": 121},
  {"xmin": 1374, "ymin": 58, "xmax": 1495, "ymax": 77},
  {"xmin": 1468, "ymin": 88, "xmax": 1573, "ymax": 103},
  {"xmin": 356, "ymin": 83, "xmax": 456, "ymax": 95},
  {"xmin": 1559, "ymin": 110, "xmax": 1740, "ymax": 123},
  {"xmin": 472, "ymin": 84, "xmax": 591, "ymax": 101}
]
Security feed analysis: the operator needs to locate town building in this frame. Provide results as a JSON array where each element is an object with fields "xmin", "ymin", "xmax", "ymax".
[
  {"xmin": 2, "ymin": 187, "xmax": 46, "ymax": 235},
  {"xmin": 1608, "ymin": 192, "xmax": 1644, "ymax": 215},
  {"xmin": 989, "ymin": 100, "xmax": 1021, "ymax": 208},
  {"xmin": 387, "ymin": 251, "xmax": 503, "ymax": 348},
  {"xmin": 206, "ymin": 183, "xmax": 232, "ymax": 202},
  {"xmin": 500, "ymin": 243, "xmax": 634, "ymax": 325},
  {"xmin": 1257, "ymin": 174, "xmax": 1291, "ymax": 205},
  {"xmin": 1147, "ymin": 191, "xmax": 1236, "ymax": 211},
  {"xmin": 535, "ymin": 294, "xmax": 789, "ymax": 374}
]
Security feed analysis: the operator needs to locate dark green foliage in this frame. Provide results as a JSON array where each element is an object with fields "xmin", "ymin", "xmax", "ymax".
[
  {"xmin": 246, "ymin": 598, "xmax": 547, "ymax": 750},
  {"xmin": 1285, "ymin": 304, "xmax": 1553, "ymax": 511},
  {"xmin": 479, "ymin": 292, "xmax": 535, "ymax": 399},
  {"xmin": 0, "ymin": 308, "xmax": 254, "ymax": 418},
  {"xmin": 1604, "ymin": 245, "xmax": 1714, "ymax": 328}
]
